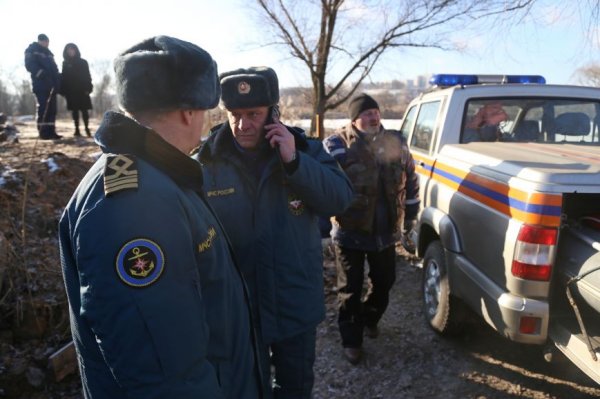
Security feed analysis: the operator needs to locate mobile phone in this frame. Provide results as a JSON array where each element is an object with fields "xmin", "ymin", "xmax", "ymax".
[
  {"xmin": 267, "ymin": 105, "xmax": 284, "ymax": 162},
  {"xmin": 268, "ymin": 104, "xmax": 280, "ymax": 125}
]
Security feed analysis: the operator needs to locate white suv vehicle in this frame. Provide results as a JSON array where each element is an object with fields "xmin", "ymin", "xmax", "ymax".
[{"xmin": 400, "ymin": 74, "xmax": 600, "ymax": 384}]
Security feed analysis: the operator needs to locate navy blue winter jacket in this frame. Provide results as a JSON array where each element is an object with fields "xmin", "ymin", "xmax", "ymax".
[
  {"xmin": 59, "ymin": 112, "xmax": 260, "ymax": 399},
  {"xmin": 24, "ymin": 42, "xmax": 60, "ymax": 94},
  {"xmin": 197, "ymin": 124, "xmax": 353, "ymax": 343}
]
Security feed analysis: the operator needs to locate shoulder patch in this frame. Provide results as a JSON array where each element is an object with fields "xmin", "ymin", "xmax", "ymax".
[
  {"xmin": 116, "ymin": 238, "xmax": 165, "ymax": 287},
  {"xmin": 104, "ymin": 154, "xmax": 138, "ymax": 196}
]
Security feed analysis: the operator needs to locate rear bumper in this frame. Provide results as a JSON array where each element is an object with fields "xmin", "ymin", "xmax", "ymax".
[{"xmin": 449, "ymin": 251, "xmax": 549, "ymax": 344}]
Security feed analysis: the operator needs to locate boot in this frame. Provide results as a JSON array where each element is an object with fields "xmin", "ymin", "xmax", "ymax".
[
  {"xmin": 73, "ymin": 111, "xmax": 81, "ymax": 137},
  {"xmin": 82, "ymin": 110, "xmax": 91, "ymax": 137},
  {"xmin": 42, "ymin": 127, "xmax": 62, "ymax": 140},
  {"xmin": 343, "ymin": 347, "xmax": 362, "ymax": 365}
]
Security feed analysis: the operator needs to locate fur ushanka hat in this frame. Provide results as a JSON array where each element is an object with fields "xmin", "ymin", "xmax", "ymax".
[
  {"xmin": 219, "ymin": 66, "xmax": 279, "ymax": 109},
  {"xmin": 114, "ymin": 35, "xmax": 220, "ymax": 112}
]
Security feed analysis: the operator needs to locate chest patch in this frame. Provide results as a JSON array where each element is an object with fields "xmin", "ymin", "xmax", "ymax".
[
  {"xmin": 116, "ymin": 238, "xmax": 165, "ymax": 288},
  {"xmin": 198, "ymin": 226, "xmax": 217, "ymax": 253},
  {"xmin": 207, "ymin": 187, "xmax": 235, "ymax": 197},
  {"xmin": 288, "ymin": 193, "xmax": 304, "ymax": 216}
]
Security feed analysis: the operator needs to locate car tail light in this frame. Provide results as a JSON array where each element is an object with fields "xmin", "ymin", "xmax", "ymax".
[
  {"xmin": 519, "ymin": 316, "xmax": 541, "ymax": 334},
  {"xmin": 511, "ymin": 224, "xmax": 557, "ymax": 281}
]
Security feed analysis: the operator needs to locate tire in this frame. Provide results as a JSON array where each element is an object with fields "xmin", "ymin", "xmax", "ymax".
[{"xmin": 422, "ymin": 240, "xmax": 465, "ymax": 335}]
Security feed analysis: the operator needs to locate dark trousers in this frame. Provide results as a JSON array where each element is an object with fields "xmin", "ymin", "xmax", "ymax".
[
  {"xmin": 335, "ymin": 245, "xmax": 396, "ymax": 348},
  {"xmin": 35, "ymin": 89, "xmax": 57, "ymax": 138},
  {"xmin": 258, "ymin": 329, "xmax": 316, "ymax": 399},
  {"xmin": 72, "ymin": 109, "xmax": 90, "ymax": 132}
]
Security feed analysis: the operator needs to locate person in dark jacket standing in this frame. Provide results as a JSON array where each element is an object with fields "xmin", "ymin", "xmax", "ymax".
[
  {"xmin": 58, "ymin": 36, "xmax": 261, "ymax": 399},
  {"xmin": 323, "ymin": 93, "xmax": 420, "ymax": 365},
  {"xmin": 197, "ymin": 67, "xmax": 353, "ymax": 398},
  {"xmin": 60, "ymin": 43, "xmax": 93, "ymax": 137},
  {"xmin": 24, "ymin": 33, "xmax": 61, "ymax": 140}
]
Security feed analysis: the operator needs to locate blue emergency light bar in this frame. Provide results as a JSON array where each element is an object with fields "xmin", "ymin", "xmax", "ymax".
[{"xmin": 430, "ymin": 74, "xmax": 546, "ymax": 87}]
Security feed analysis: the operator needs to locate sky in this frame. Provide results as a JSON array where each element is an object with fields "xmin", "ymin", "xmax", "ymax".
[{"xmin": 1, "ymin": 0, "xmax": 599, "ymax": 91}]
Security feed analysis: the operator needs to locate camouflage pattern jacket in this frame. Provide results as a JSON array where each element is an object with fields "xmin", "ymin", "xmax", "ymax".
[{"xmin": 324, "ymin": 123, "xmax": 420, "ymax": 250}]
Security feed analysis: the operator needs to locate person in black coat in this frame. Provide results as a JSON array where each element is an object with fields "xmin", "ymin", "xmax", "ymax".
[{"xmin": 60, "ymin": 43, "xmax": 93, "ymax": 137}]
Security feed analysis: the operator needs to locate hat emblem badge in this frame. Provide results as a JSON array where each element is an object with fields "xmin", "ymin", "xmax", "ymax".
[{"xmin": 238, "ymin": 81, "xmax": 251, "ymax": 94}]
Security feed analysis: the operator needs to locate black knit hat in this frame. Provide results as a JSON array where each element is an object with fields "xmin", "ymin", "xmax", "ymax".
[
  {"xmin": 114, "ymin": 35, "xmax": 220, "ymax": 112},
  {"xmin": 38, "ymin": 33, "xmax": 49, "ymax": 42},
  {"xmin": 219, "ymin": 66, "xmax": 279, "ymax": 109},
  {"xmin": 348, "ymin": 93, "xmax": 379, "ymax": 121}
]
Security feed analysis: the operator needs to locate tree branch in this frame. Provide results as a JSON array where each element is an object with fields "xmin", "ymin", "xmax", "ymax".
[{"xmin": 256, "ymin": 0, "xmax": 312, "ymax": 69}]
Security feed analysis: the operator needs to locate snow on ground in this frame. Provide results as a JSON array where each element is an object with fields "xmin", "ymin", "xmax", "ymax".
[
  {"xmin": 291, "ymin": 119, "xmax": 403, "ymax": 131},
  {"xmin": 41, "ymin": 157, "xmax": 60, "ymax": 173}
]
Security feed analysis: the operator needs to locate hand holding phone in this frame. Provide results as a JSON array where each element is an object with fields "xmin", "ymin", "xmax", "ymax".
[{"xmin": 265, "ymin": 105, "xmax": 296, "ymax": 164}]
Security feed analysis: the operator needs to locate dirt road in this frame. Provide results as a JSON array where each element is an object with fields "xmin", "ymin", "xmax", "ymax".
[{"xmin": 313, "ymin": 252, "xmax": 600, "ymax": 399}]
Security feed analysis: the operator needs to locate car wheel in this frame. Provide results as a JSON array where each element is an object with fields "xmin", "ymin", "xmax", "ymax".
[{"xmin": 422, "ymin": 240, "xmax": 464, "ymax": 335}]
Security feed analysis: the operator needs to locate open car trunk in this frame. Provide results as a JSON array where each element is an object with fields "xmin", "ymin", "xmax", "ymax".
[
  {"xmin": 550, "ymin": 193, "xmax": 600, "ymax": 384},
  {"xmin": 556, "ymin": 193, "xmax": 600, "ymax": 314}
]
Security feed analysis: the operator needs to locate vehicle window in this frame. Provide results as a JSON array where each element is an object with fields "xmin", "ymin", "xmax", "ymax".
[
  {"xmin": 549, "ymin": 103, "xmax": 597, "ymax": 143},
  {"xmin": 400, "ymin": 105, "xmax": 418, "ymax": 138},
  {"xmin": 461, "ymin": 98, "xmax": 600, "ymax": 145},
  {"xmin": 411, "ymin": 101, "xmax": 440, "ymax": 151},
  {"xmin": 462, "ymin": 100, "xmax": 515, "ymax": 143}
]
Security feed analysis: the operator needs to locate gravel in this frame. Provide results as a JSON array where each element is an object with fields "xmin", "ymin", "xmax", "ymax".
[{"xmin": 313, "ymin": 250, "xmax": 600, "ymax": 399}]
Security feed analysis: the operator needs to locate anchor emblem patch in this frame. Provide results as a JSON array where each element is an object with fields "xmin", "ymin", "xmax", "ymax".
[{"xmin": 116, "ymin": 238, "xmax": 165, "ymax": 287}]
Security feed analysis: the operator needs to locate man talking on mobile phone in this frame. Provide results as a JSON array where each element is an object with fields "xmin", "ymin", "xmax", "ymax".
[{"xmin": 195, "ymin": 66, "xmax": 353, "ymax": 398}]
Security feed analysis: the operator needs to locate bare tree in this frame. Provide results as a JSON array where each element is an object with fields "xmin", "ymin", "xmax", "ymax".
[
  {"xmin": 89, "ymin": 60, "xmax": 116, "ymax": 117},
  {"xmin": 92, "ymin": 73, "xmax": 115, "ymax": 115},
  {"xmin": 254, "ymin": 0, "xmax": 535, "ymax": 138},
  {"xmin": 575, "ymin": 63, "xmax": 600, "ymax": 87},
  {"xmin": 0, "ymin": 77, "xmax": 13, "ymax": 114},
  {"xmin": 16, "ymin": 80, "xmax": 36, "ymax": 116}
]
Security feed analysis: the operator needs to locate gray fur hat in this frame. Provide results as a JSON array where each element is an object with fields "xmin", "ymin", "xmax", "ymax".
[
  {"xmin": 219, "ymin": 66, "xmax": 279, "ymax": 109},
  {"xmin": 114, "ymin": 35, "xmax": 220, "ymax": 112}
]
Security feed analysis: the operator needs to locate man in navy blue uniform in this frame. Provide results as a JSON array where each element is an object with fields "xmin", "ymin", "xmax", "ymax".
[
  {"xmin": 197, "ymin": 67, "xmax": 353, "ymax": 398},
  {"xmin": 24, "ymin": 34, "xmax": 61, "ymax": 140},
  {"xmin": 59, "ymin": 36, "xmax": 261, "ymax": 398},
  {"xmin": 324, "ymin": 93, "xmax": 420, "ymax": 365}
]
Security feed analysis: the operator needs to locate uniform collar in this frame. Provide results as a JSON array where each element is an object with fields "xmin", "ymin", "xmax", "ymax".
[
  {"xmin": 29, "ymin": 42, "xmax": 52, "ymax": 55},
  {"xmin": 95, "ymin": 111, "xmax": 204, "ymax": 192}
]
